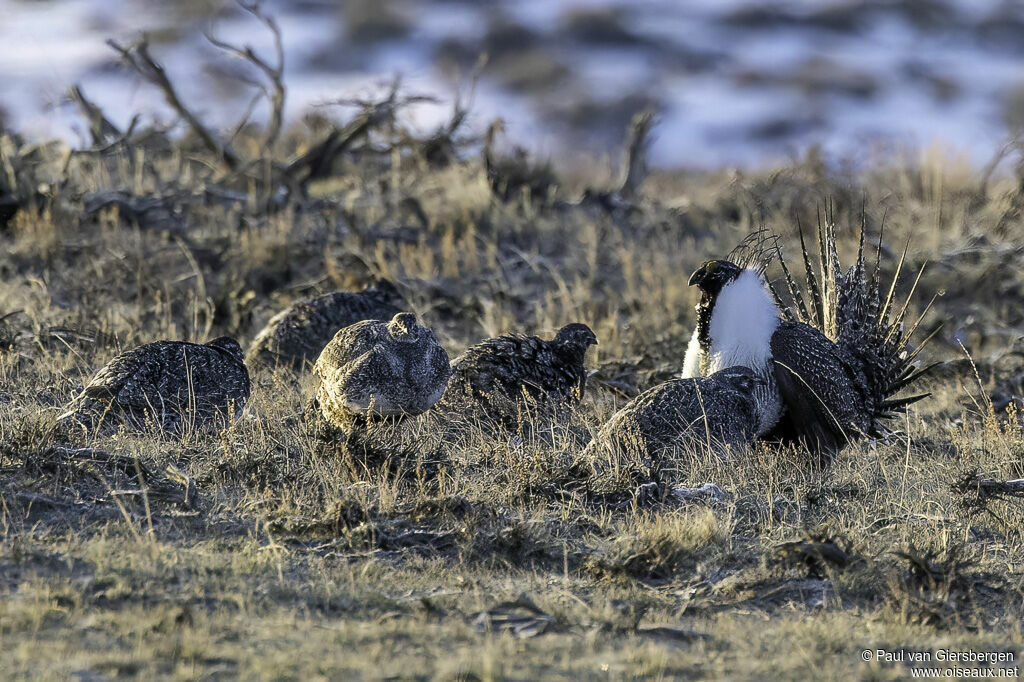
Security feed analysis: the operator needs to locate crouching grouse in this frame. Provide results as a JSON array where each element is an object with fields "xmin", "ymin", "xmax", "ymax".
[
  {"xmin": 59, "ymin": 337, "xmax": 251, "ymax": 433},
  {"xmin": 313, "ymin": 312, "xmax": 451, "ymax": 427}
]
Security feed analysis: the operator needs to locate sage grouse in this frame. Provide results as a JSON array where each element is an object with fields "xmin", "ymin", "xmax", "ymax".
[
  {"xmin": 437, "ymin": 323, "xmax": 598, "ymax": 428},
  {"xmin": 313, "ymin": 312, "xmax": 450, "ymax": 425},
  {"xmin": 587, "ymin": 366, "xmax": 762, "ymax": 460},
  {"xmin": 683, "ymin": 220, "xmax": 933, "ymax": 463},
  {"xmin": 59, "ymin": 337, "xmax": 250, "ymax": 433},
  {"xmin": 246, "ymin": 281, "xmax": 404, "ymax": 369}
]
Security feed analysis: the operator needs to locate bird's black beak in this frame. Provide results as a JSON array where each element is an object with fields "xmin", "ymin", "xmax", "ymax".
[{"xmin": 688, "ymin": 263, "xmax": 709, "ymax": 288}]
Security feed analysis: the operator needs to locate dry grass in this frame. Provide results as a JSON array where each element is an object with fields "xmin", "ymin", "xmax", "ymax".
[{"xmin": 2, "ymin": 106, "xmax": 1024, "ymax": 680}]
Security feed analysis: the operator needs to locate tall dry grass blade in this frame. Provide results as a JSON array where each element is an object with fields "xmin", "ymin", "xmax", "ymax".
[
  {"xmin": 886, "ymin": 263, "xmax": 928, "ymax": 344},
  {"xmin": 902, "ymin": 325, "xmax": 942, "ymax": 369},
  {"xmin": 900, "ymin": 293, "xmax": 939, "ymax": 347},
  {"xmin": 879, "ymin": 238, "xmax": 911, "ymax": 326}
]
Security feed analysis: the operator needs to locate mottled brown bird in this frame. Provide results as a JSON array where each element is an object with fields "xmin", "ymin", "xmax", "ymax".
[
  {"xmin": 246, "ymin": 281, "xmax": 404, "ymax": 370},
  {"xmin": 59, "ymin": 337, "xmax": 250, "ymax": 433},
  {"xmin": 586, "ymin": 365, "xmax": 762, "ymax": 461},
  {"xmin": 313, "ymin": 312, "xmax": 451, "ymax": 426},
  {"xmin": 437, "ymin": 323, "xmax": 598, "ymax": 429}
]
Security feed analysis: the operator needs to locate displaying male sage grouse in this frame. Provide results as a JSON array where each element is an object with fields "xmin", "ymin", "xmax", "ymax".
[
  {"xmin": 59, "ymin": 337, "xmax": 251, "ymax": 433},
  {"xmin": 587, "ymin": 365, "xmax": 762, "ymax": 460},
  {"xmin": 246, "ymin": 280, "xmax": 404, "ymax": 370},
  {"xmin": 683, "ymin": 220, "xmax": 934, "ymax": 463},
  {"xmin": 313, "ymin": 312, "xmax": 450, "ymax": 426},
  {"xmin": 437, "ymin": 323, "xmax": 598, "ymax": 429}
]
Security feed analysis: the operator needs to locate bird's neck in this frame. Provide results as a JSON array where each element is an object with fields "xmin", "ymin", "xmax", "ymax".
[
  {"xmin": 695, "ymin": 295, "xmax": 716, "ymax": 352},
  {"xmin": 555, "ymin": 342, "xmax": 587, "ymax": 366}
]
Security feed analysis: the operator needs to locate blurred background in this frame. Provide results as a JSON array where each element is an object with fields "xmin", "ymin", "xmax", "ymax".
[{"xmin": 3, "ymin": 0, "xmax": 1024, "ymax": 170}]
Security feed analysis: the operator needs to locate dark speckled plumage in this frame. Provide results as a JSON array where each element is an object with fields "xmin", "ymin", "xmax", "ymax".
[
  {"xmin": 588, "ymin": 366, "xmax": 761, "ymax": 460},
  {"xmin": 314, "ymin": 313, "xmax": 451, "ymax": 425},
  {"xmin": 766, "ymin": 215, "xmax": 935, "ymax": 460},
  {"xmin": 689, "ymin": 216, "xmax": 935, "ymax": 463},
  {"xmin": 60, "ymin": 336, "xmax": 250, "ymax": 433},
  {"xmin": 437, "ymin": 323, "xmax": 598, "ymax": 428},
  {"xmin": 246, "ymin": 281, "xmax": 404, "ymax": 370},
  {"xmin": 768, "ymin": 321, "xmax": 870, "ymax": 454}
]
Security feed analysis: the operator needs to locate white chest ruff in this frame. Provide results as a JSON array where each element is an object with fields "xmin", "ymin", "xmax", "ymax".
[
  {"xmin": 705, "ymin": 269, "xmax": 780, "ymax": 372},
  {"xmin": 685, "ymin": 269, "xmax": 784, "ymax": 433}
]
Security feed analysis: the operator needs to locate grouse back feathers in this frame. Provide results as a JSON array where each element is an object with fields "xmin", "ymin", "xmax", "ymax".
[
  {"xmin": 60, "ymin": 336, "xmax": 251, "ymax": 433},
  {"xmin": 767, "ymin": 321, "xmax": 869, "ymax": 455},
  {"xmin": 246, "ymin": 280, "xmax": 404, "ymax": 370},
  {"xmin": 438, "ymin": 323, "xmax": 597, "ymax": 427},
  {"xmin": 588, "ymin": 365, "xmax": 762, "ymax": 460}
]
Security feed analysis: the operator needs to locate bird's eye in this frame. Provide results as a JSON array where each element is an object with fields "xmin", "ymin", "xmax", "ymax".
[{"xmin": 705, "ymin": 261, "xmax": 718, "ymax": 273}]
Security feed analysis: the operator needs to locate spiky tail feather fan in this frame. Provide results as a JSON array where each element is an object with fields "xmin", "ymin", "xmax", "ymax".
[{"xmin": 773, "ymin": 204, "xmax": 939, "ymax": 437}]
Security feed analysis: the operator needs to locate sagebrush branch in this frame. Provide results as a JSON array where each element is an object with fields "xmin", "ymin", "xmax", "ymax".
[
  {"xmin": 953, "ymin": 469, "xmax": 1024, "ymax": 513},
  {"xmin": 619, "ymin": 110, "xmax": 655, "ymax": 200},
  {"xmin": 205, "ymin": 0, "xmax": 286, "ymax": 150},
  {"xmin": 67, "ymin": 85, "xmax": 123, "ymax": 146},
  {"xmin": 107, "ymin": 37, "xmax": 241, "ymax": 170}
]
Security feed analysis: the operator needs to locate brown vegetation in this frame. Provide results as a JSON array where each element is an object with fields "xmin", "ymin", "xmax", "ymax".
[{"xmin": 2, "ymin": 48, "xmax": 1024, "ymax": 678}]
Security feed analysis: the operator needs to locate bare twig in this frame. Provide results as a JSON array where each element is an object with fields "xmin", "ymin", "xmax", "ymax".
[
  {"xmin": 618, "ymin": 110, "xmax": 655, "ymax": 200},
  {"xmin": 415, "ymin": 54, "xmax": 488, "ymax": 167},
  {"xmin": 320, "ymin": 86, "xmax": 440, "ymax": 112},
  {"xmin": 287, "ymin": 80, "xmax": 434, "ymax": 192},
  {"xmin": 318, "ymin": 76, "xmax": 440, "ymax": 135},
  {"xmin": 108, "ymin": 37, "xmax": 240, "ymax": 169},
  {"xmin": 441, "ymin": 53, "xmax": 487, "ymax": 140},
  {"xmin": 978, "ymin": 135, "xmax": 1018, "ymax": 198},
  {"xmin": 228, "ymin": 91, "xmax": 266, "ymax": 146},
  {"xmin": 205, "ymin": 0, "xmax": 286, "ymax": 150},
  {"xmin": 953, "ymin": 469, "xmax": 1024, "ymax": 515},
  {"xmin": 67, "ymin": 85, "xmax": 122, "ymax": 146}
]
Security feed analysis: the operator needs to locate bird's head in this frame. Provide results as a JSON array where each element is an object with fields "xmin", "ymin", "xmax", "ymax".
[
  {"xmin": 688, "ymin": 260, "xmax": 743, "ymax": 299},
  {"xmin": 207, "ymin": 336, "xmax": 244, "ymax": 360},
  {"xmin": 555, "ymin": 323, "xmax": 598, "ymax": 350},
  {"xmin": 387, "ymin": 312, "xmax": 422, "ymax": 341}
]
